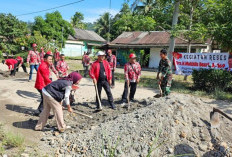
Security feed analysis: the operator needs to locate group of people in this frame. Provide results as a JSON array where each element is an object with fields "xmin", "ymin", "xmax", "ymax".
[{"xmin": 1, "ymin": 43, "xmax": 172, "ymax": 133}]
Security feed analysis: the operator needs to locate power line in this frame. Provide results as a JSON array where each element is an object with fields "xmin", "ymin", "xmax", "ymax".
[{"xmin": 16, "ymin": 0, "xmax": 85, "ymax": 17}]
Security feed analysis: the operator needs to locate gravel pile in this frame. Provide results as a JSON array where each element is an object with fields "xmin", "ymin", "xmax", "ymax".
[{"xmin": 40, "ymin": 94, "xmax": 232, "ymax": 157}]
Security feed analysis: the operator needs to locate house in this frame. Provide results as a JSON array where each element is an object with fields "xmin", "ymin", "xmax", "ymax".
[
  {"xmin": 109, "ymin": 31, "xmax": 212, "ymax": 68},
  {"xmin": 62, "ymin": 28, "xmax": 106, "ymax": 57}
]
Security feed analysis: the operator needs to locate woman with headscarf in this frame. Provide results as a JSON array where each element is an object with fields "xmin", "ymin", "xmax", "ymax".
[{"xmin": 35, "ymin": 71, "xmax": 82, "ymax": 132}]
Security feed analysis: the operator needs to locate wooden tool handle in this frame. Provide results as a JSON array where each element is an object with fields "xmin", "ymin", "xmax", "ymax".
[
  {"xmin": 213, "ymin": 108, "xmax": 232, "ymax": 121},
  {"xmin": 73, "ymin": 111, "xmax": 93, "ymax": 119},
  {"xmin": 94, "ymin": 83, "xmax": 102, "ymax": 109}
]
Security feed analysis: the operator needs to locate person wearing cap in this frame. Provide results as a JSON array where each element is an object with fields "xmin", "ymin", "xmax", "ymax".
[
  {"xmin": 82, "ymin": 52, "xmax": 91, "ymax": 77},
  {"xmin": 106, "ymin": 49, "xmax": 117, "ymax": 88},
  {"xmin": 15, "ymin": 56, "xmax": 28, "ymax": 74},
  {"xmin": 121, "ymin": 53, "xmax": 141, "ymax": 107},
  {"xmin": 35, "ymin": 71, "xmax": 82, "ymax": 132},
  {"xmin": 89, "ymin": 51, "xmax": 116, "ymax": 110},
  {"xmin": 27, "ymin": 43, "xmax": 41, "ymax": 82},
  {"xmin": 2, "ymin": 58, "xmax": 18, "ymax": 76},
  {"xmin": 39, "ymin": 47, "xmax": 45, "ymax": 62},
  {"xmin": 54, "ymin": 48, "xmax": 60, "ymax": 68},
  {"xmin": 156, "ymin": 49, "xmax": 172, "ymax": 96},
  {"xmin": 56, "ymin": 54, "xmax": 69, "ymax": 77},
  {"xmin": 35, "ymin": 53, "xmax": 53, "ymax": 113},
  {"xmin": 46, "ymin": 51, "xmax": 58, "ymax": 80}
]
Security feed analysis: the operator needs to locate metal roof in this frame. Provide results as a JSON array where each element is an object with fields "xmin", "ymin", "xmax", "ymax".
[
  {"xmin": 111, "ymin": 31, "xmax": 211, "ymax": 46},
  {"xmin": 68, "ymin": 28, "xmax": 106, "ymax": 43}
]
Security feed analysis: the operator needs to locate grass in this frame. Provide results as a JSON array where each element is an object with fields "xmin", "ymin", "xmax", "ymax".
[{"xmin": 0, "ymin": 123, "xmax": 25, "ymax": 155}]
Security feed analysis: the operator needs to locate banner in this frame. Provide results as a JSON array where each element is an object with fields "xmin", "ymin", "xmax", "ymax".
[{"xmin": 173, "ymin": 52, "xmax": 229, "ymax": 75}]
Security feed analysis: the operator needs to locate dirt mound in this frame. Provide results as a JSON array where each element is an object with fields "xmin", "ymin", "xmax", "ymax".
[
  {"xmin": 37, "ymin": 94, "xmax": 232, "ymax": 157},
  {"xmin": 0, "ymin": 70, "xmax": 28, "ymax": 80}
]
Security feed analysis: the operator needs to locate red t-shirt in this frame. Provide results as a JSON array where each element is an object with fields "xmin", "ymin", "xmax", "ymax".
[{"xmin": 5, "ymin": 59, "xmax": 18, "ymax": 69}]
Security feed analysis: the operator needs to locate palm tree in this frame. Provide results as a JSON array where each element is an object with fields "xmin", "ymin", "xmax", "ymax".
[{"xmin": 95, "ymin": 12, "xmax": 111, "ymax": 41}]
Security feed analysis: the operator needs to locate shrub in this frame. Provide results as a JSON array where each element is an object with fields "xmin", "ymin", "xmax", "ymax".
[{"xmin": 192, "ymin": 69, "xmax": 232, "ymax": 92}]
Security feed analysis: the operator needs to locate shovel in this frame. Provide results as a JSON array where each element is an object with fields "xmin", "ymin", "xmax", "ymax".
[
  {"xmin": 210, "ymin": 107, "xmax": 232, "ymax": 128},
  {"xmin": 94, "ymin": 82, "xmax": 102, "ymax": 111},
  {"xmin": 158, "ymin": 79, "xmax": 163, "ymax": 97}
]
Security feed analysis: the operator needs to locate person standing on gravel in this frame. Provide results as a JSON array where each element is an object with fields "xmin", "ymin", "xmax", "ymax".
[
  {"xmin": 56, "ymin": 54, "xmax": 69, "ymax": 78},
  {"xmin": 156, "ymin": 49, "xmax": 172, "ymax": 96},
  {"xmin": 121, "ymin": 53, "xmax": 141, "ymax": 107},
  {"xmin": 106, "ymin": 49, "xmax": 117, "ymax": 88},
  {"xmin": 53, "ymin": 48, "xmax": 60, "ymax": 68},
  {"xmin": 35, "ymin": 71, "xmax": 82, "ymax": 132},
  {"xmin": 35, "ymin": 52, "xmax": 53, "ymax": 114},
  {"xmin": 27, "ymin": 43, "xmax": 41, "ymax": 82},
  {"xmin": 82, "ymin": 52, "xmax": 90, "ymax": 77},
  {"xmin": 89, "ymin": 51, "xmax": 116, "ymax": 110},
  {"xmin": 39, "ymin": 47, "xmax": 45, "ymax": 62}
]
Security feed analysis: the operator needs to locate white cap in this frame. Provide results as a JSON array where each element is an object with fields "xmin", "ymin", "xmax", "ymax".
[{"xmin": 97, "ymin": 51, "xmax": 106, "ymax": 56}]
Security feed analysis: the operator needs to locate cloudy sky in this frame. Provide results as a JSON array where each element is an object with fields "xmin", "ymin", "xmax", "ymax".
[{"xmin": 0, "ymin": 0, "xmax": 132, "ymax": 23}]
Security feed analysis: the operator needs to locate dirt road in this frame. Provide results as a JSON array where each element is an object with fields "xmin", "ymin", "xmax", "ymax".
[{"xmin": 0, "ymin": 63, "xmax": 232, "ymax": 156}]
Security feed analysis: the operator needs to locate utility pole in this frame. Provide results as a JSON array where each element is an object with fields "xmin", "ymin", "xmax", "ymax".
[
  {"xmin": 108, "ymin": 0, "xmax": 111, "ymax": 43},
  {"xmin": 61, "ymin": 27, "xmax": 64, "ymax": 52}
]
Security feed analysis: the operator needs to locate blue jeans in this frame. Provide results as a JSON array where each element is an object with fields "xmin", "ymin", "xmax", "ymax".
[{"xmin": 29, "ymin": 64, "xmax": 39, "ymax": 80}]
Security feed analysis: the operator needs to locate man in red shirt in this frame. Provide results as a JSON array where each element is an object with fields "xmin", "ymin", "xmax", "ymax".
[
  {"xmin": 27, "ymin": 43, "xmax": 41, "ymax": 81},
  {"xmin": 56, "ymin": 54, "xmax": 69, "ymax": 77},
  {"xmin": 106, "ymin": 49, "xmax": 117, "ymax": 88},
  {"xmin": 89, "ymin": 51, "xmax": 115, "ymax": 110},
  {"xmin": 39, "ymin": 47, "xmax": 45, "ymax": 62},
  {"xmin": 121, "ymin": 53, "xmax": 141, "ymax": 107},
  {"xmin": 16, "ymin": 56, "xmax": 28, "ymax": 74},
  {"xmin": 35, "ymin": 52, "xmax": 53, "ymax": 113},
  {"xmin": 54, "ymin": 48, "xmax": 60, "ymax": 68},
  {"xmin": 82, "ymin": 52, "xmax": 91, "ymax": 77},
  {"xmin": 2, "ymin": 58, "xmax": 18, "ymax": 76}
]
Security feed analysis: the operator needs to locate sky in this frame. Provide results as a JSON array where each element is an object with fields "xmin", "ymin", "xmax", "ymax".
[{"xmin": 0, "ymin": 0, "xmax": 131, "ymax": 23}]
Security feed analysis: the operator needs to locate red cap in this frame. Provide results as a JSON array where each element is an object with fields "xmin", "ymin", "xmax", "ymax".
[
  {"xmin": 32, "ymin": 43, "xmax": 37, "ymax": 47},
  {"xmin": 16, "ymin": 56, "xmax": 21, "ymax": 60},
  {"xmin": 129, "ymin": 53, "xmax": 136, "ymax": 59},
  {"xmin": 46, "ymin": 51, "xmax": 53, "ymax": 55}
]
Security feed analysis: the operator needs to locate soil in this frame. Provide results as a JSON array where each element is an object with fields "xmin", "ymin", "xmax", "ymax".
[
  {"xmin": 0, "ymin": 63, "xmax": 232, "ymax": 157},
  {"xmin": 0, "ymin": 69, "xmax": 29, "ymax": 80}
]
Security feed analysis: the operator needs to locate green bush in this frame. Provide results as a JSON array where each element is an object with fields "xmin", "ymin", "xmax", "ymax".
[{"xmin": 192, "ymin": 69, "xmax": 232, "ymax": 92}]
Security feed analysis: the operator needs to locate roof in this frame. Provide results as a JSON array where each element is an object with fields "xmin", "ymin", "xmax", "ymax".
[
  {"xmin": 68, "ymin": 28, "xmax": 106, "ymax": 43},
  {"xmin": 111, "ymin": 31, "xmax": 211, "ymax": 47}
]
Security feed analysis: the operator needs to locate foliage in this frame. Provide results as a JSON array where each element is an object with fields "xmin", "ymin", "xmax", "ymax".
[
  {"xmin": 201, "ymin": 0, "xmax": 232, "ymax": 51},
  {"xmin": 32, "ymin": 11, "xmax": 74, "ymax": 48},
  {"xmin": 71, "ymin": 12, "xmax": 87, "ymax": 29},
  {"xmin": 0, "ymin": 13, "xmax": 28, "ymax": 54},
  {"xmin": 95, "ymin": 12, "xmax": 112, "ymax": 41},
  {"xmin": 192, "ymin": 69, "xmax": 232, "ymax": 92},
  {"xmin": 139, "ymin": 49, "xmax": 150, "ymax": 67}
]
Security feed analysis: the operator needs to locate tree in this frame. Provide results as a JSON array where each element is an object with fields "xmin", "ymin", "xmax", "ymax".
[
  {"xmin": 32, "ymin": 11, "xmax": 74, "ymax": 48},
  {"xmin": 201, "ymin": 0, "xmax": 232, "ymax": 51},
  {"xmin": 71, "ymin": 12, "xmax": 87, "ymax": 29},
  {"xmin": 95, "ymin": 12, "xmax": 111, "ymax": 41},
  {"xmin": 0, "ymin": 13, "xmax": 27, "ymax": 54}
]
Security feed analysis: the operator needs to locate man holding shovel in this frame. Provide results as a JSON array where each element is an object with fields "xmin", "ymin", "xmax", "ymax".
[
  {"xmin": 121, "ymin": 53, "xmax": 141, "ymax": 107},
  {"xmin": 156, "ymin": 49, "xmax": 172, "ymax": 97},
  {"xmin": 89, "ymin": 51, "xmax": 116, "ymax": 110}
]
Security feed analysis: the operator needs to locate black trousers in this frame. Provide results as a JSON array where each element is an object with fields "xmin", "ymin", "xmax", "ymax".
[
  {"xmin": 16, "ymin": 63, "xmax": 27, "ymax": 73},
  {"xmin": 37, "ymin": 89, "xmax": 43, "ymax": 112},
  {"xmin": 84, "ymin": 65, "xmax": 89, "ymax": 77},
  {"xmin": 10, "ymin": 61, "xmax": 20, "ymax": 76},
  {"xmin": 111, "ymin": 70, "xmax": 115, "ymax": 86},
  {"xmin": 122, "ymin": 82, "xmax": 137, "ymax": 103},
  {"xmin": 96, "ymin": 80, "xmax": 114, "ymax": 107}
]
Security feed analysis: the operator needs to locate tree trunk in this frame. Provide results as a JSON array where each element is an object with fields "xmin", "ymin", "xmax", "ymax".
[{"xmin": 168, "ymin": 0, "xmax": 180, "ymax": 61}]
